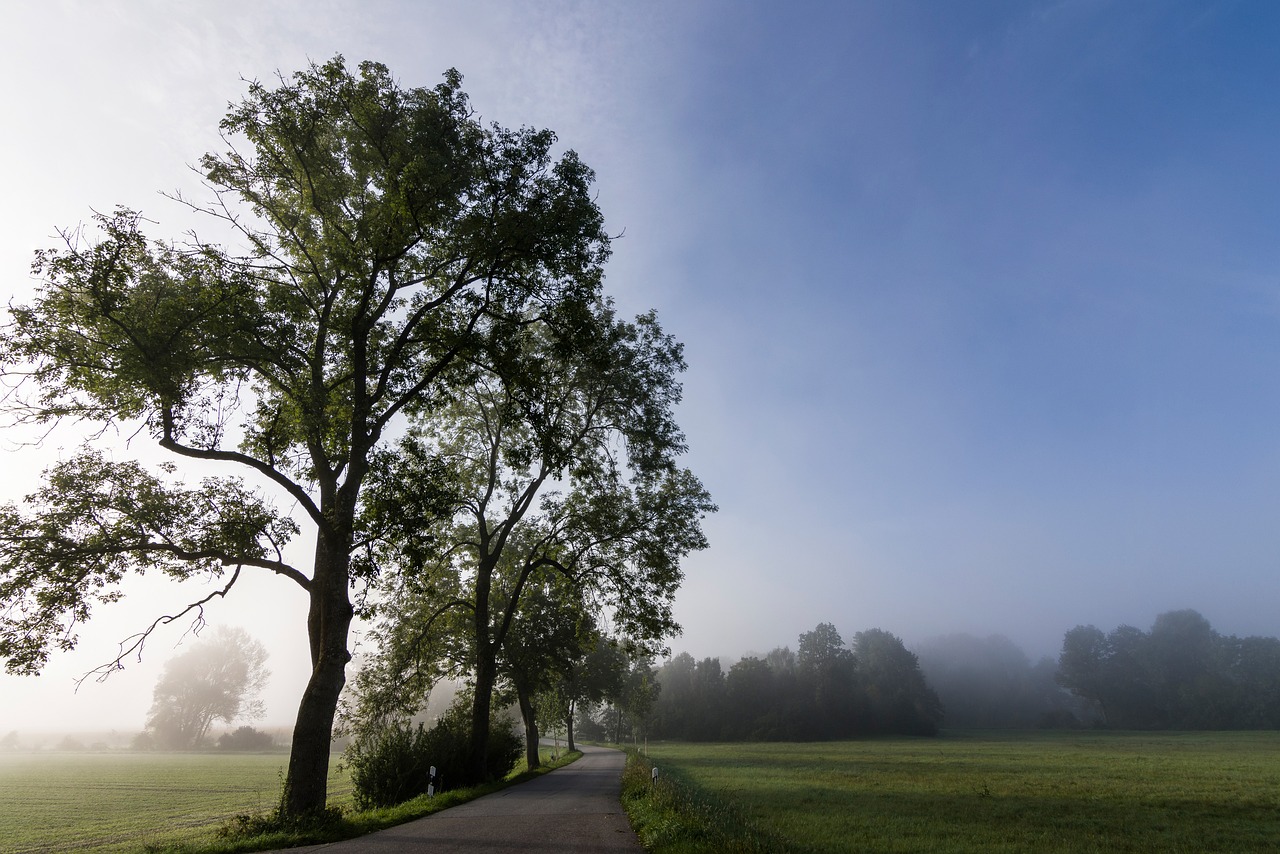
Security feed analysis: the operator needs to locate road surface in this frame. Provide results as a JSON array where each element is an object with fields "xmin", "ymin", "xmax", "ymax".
[{"xmin": 270, "ymin": 743, "xmax": 643, "ymax": 853}]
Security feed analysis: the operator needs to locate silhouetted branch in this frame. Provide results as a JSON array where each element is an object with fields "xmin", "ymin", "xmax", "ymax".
[{"xmin": 77, "ymin": 564, "xmax": 244, "ymax": 688}]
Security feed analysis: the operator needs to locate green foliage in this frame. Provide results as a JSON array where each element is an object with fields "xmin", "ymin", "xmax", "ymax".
[
  {"xmin": 0, "ymin": 53, "xmax": 625, "ymax": 816},
  {"xmin": 0, "ymin": 453, "xmax": 297, "ymax": 676},
  {"xmin": 345, "ymin": 720, "xmax": 435, "ymax": 810},
  {"xmin": 346, "ymin": 700, "xmax": 521, "ymax": 809},
  {"xmin": 853, "ymin": 628, "xmax": 942, "ymax": 735},
  {"xmin": 215, "ymin": 804, "xmax": 344, "ymax": 844},
  {"xmin": 597, "ymin": 648, "xmax": 661, "ymax": 743},
  {"xmin": 651, "ymin": 653, "xmax": 727, "ymax": 741},
  {"xmin": 350, "ymin": 295, "xmax": 712, "ymax": 780},
  {"xmin": 499, "ymin": 574, "xmax": 598, "ymax": 764}
]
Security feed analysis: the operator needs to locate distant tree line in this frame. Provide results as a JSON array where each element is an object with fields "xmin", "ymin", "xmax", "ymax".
[
  {"xmin": 625, "ymin": 609, "xmax": 1280, "ymax": 742},
  {"xmin": 1057, "ymin": 609, "xmax": 1280, "ymax": 729},
  {"xmin": 645, "ymin": 623, "xmax": 943, "ymax": 740}
]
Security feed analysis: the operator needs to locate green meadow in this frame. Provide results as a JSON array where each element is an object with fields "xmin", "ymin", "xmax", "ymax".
[
  {"xmin": 7, "ymin": 733, "xmax": 1280, "ymax": 853},
  {"xmin": 0, "ymin": 751, "xmax": 350, "ymax": 853},
  {"xmin": 623, "ymin": 731, "xmax": 1280, "ymax": 853},
  {"xmin": 0, "ymin": 747, "xmax": 577, "ymax": 854}
]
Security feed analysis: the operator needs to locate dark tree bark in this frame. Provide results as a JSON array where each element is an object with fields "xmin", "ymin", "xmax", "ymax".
[
  {"xmin": 468, "ymin": 650, "xmax": 498, "ymax": 783},
  {"xmin": 516, "ymin": 683, "xmax": 540, "ymax": 770},
  {"xmin": 281, "ymin": 535, "xmax": 354, "ymax": 814}
]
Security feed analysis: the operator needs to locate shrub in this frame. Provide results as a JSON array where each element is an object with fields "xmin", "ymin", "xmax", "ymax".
[
  {"xmin": 347, "ymin": 719, "xmax": 436, "ymax": 810},
  {"xmin": 346, "ymin": 699, "xmax": 523, "ymax": 809},
  {"xmin": 218, "ymin": 725, "xmax": 276, "ymax": 750},
  {"xmin": 482, "ymin": 713, "xmax": 523, "ymax": 782}
]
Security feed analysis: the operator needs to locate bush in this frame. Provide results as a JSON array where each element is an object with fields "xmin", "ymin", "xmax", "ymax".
[
  {"xmin": 346, "ymin": 720, "xmax": 436, "ymax": 810},
  {"xmin": 482, "ymin": 713, "xmax": 523, "ymax": 782},
  {"xmin": 218, "ymin": 725, "xmax": 276, "ymax": 750},
  {"xmin": 346, "ymin": 699, "xmax": 523, "ymax": 809}
]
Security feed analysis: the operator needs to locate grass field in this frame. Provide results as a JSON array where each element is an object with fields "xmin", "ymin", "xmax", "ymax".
[
  {"xmin": 0, "ymin": 746, "xmax": 579, "ymax": 854},
  {"xmin": 0, "ymin": 751, "xmax": 350, "ymax": 854},
  {"xmin": 624, "ymin": 731, "xmax": 1280, "ymax": 853}
]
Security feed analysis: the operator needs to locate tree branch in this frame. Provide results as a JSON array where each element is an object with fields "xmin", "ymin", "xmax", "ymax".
[
  {"xmin": 77, "ymin": 564, "xmax": 246, "ymax": 687},
  {"xmin": 159, "ymin": 412, "xmax": 323, "ymax": 528}
]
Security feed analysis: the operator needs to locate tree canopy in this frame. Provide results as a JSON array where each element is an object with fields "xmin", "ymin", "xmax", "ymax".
[
  {"xmin": 345, "ymin": 297, "xmax": 712, "ymax": 782},
  {"xmin": 0, "ymin": 56, "xmax": 640, "ymax": 816}
]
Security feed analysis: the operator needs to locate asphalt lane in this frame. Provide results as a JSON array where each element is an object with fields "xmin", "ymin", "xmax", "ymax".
[{"xmin": 270, "ymin": 744, "xmax": 643, "ymax": 853}]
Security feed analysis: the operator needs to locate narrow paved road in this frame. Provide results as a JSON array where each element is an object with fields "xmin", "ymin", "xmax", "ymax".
[{"xmin": 271, "ymin": 744, "xmax": 643, "ymax": 853}]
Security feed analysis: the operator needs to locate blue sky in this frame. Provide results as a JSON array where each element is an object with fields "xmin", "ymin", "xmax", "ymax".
[{"xmin": 2, "ymin": 0, "xmax": 1280, "ymax": 730}]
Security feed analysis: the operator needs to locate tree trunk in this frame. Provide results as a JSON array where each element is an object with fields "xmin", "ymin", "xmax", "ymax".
[
  {"xmin": 517, "ymin": 683, "xmax": 540, "ymax": 769},
  {"xmin": 468, "ymin": 650, "xmax": 497, "ymax": 784},
  {"xmin": 280, "ymin": 537, "xmax": 353, "ymax": 817},
  {"xmin": 566, "ymin": 697, "xmax": 576, "ymax": 752}
]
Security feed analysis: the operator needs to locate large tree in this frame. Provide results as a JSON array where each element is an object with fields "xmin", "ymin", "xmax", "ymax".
[
  {"xmin": 0, "ymin": 57, "xmax": 611, "ymax": 815},
  {"xmin": 146, "ymin": 626, "xmax": 269, "ymax": 749},
  {"xmin": 351, "ymin": 299, "xmax": 713, "ymax": 782}
]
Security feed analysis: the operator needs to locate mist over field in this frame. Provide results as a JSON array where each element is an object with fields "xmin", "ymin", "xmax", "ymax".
[{"xmin": 4, "ymin": 1, "xmax": 1280, "ymax": 740}]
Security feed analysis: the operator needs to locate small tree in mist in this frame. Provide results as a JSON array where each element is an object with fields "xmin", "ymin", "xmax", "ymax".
[{"xmin": 146, "ymin": 626, "xmax": 269, "ymax": 749}]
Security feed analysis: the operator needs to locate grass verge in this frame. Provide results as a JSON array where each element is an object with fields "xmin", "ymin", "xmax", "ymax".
[
  {"xmin": 620, "ymin": 748, "xmax": 793, "ymax": 853},
  {"xmin": 147, "ymin": 747, "xmax": 583, "ymax": 854}
]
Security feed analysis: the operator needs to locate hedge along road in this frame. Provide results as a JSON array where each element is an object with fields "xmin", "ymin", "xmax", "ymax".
[{"xmin": 273, "ymin": 744, "xmax": 642, "ymax": 853}]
